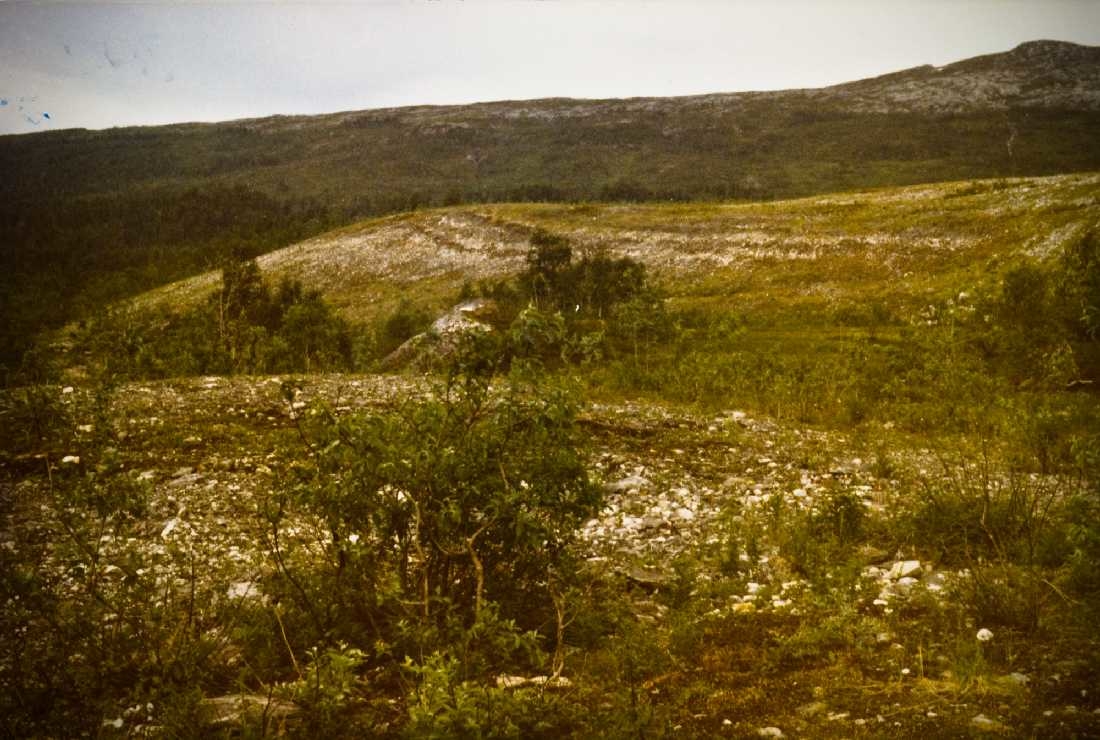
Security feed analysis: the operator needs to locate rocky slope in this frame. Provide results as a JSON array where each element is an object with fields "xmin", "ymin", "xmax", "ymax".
[{"xmin": 3, "ymin": 375, "xmax": 1096, "ymax": 737}]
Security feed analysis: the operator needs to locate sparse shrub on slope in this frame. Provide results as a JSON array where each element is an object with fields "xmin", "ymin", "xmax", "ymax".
[
  {"xmin": 77, "ymin": 254, "xmax": 352, "ymax": 379},
  {"xmin": 1061, "ymin": 225, "xmax": 1100, "ymax": 341},
  {"xmin": 520, "ymin": 228, "xmax": 657, "ymax": 323}
]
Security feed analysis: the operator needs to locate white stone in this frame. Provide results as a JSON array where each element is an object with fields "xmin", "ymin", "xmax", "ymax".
[
  {"xmin": 757, "ymin": 727, "xmax": 783, "ymax": 738},
  {"xmin": 605, "ymin": 475, "xmax": 651, "ymax": 492},
  {"xmin": 226, "ymin": 582, "xmax": 260, "ymax": 600},
  {"xmin": 977, "ymin": 628, "xmax": 994, "ymax": 642},
  {"xmin": 971, "ymin": 714, "xmax": 1001, "ymax": 729},
  {"xmin": 889, "ymin": 560, "xmax": 922, "ymax": 580},
  {"xmin": 895, "ymin": 576, "xmax": 919, "ymax": 594},
  {"xmin": 60, "ymin": 455, "xmax": 80, "ymax": 465},
  {"xmin": 675, "ymin": 508, "xmax": 695, "ymax": 521}
]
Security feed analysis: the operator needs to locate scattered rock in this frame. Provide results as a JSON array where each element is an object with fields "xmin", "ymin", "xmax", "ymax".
[
  {"xmin": 757, "ymin": 727, "xmax": 784, "ymax": 738},
  {"xmin": 970, "ymin": 713, "xmax": 1005, "ymax": 732},
  {"xmin": 605, "ymin": 474, "xmax": 651, "ymax": 492},
  {"xmin": 797, "ymin": 701, "xmax": 827, "ymax": 717},
  {"xmin": 621, "ymin": 565, "xmax": 673, "ymax": 589},
  {"xmin": 199, "ymin": 694, "xmax": 298, "ymax": 730},
  {"xmin": 856, "ymin": 544, "xmax": 891, "ymax": 564},
  {"xmin": 495, "ymin": 674, "xmax": 573, "ymax": 690},
  {"xmin": 888, "ymin": 560, "xmax": 922, "ymax": 579},
  {"xmin": 227, "ymin": 581, "xmax": 262, "ymax": 601}
]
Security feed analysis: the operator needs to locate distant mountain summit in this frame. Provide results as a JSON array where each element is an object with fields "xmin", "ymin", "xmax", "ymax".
[{"xmin": 819, "ymin": 40, "xmax": 1100, "ymax": 114}]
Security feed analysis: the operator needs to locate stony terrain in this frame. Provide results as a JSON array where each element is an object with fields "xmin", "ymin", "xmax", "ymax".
[{"xmin": 4, "ymin": 374, "xmax": 1097, "ymax": 737}]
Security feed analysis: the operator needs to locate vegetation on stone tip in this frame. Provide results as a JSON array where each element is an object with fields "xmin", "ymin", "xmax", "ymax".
[
  {"xmin": 2, "ymin": 168, "xmax": 1099, "ymax": 735},
  {"xmin": 71, "ymin": 252, "xmax": 352, "ymax": 381}
]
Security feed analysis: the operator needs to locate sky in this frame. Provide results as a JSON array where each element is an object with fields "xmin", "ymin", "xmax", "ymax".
[{"xmin": 2, "ymin": 0, "xmax": 1099, "ymax": 136}]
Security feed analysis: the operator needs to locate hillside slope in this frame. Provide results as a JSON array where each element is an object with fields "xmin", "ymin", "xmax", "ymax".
[
  {"xmin": 4, "ymin": 40, "xmax": 1100, "ymax": 371},
  {"xmin": 134, "ymin": 172, "xmax": 1100, "ymax": 328}
]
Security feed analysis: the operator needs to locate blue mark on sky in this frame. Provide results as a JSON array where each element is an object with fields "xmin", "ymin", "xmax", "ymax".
[{"xmin": 2, "ymin": 98, "xmax": 53, "ymax": 128}]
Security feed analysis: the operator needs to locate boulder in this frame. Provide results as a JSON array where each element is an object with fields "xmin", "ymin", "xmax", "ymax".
[
  {"xmin": 605, "ymin": 474, "xmax": 651, "ymax": 492},
  {"xmin": 199, "ymin": 694, "xmax": 298, "ymax": 732},
  {"xmin": 888, "ymin": 560, "xmax": 922, "ymax": 580}
]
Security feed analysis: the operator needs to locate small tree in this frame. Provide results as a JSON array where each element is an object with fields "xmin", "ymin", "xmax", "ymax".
[
  {"xmin": 520, "ymin": 230, "xmax": 653, "ymax": 320},
  {"xmin": 522, "ymin": 229, "xmax": 573, "ymax": 310},
  {"xmin": 215, "ymin": 254, "xmax": 271, "ymax": 371},
  {"xmin": 1061, "ymin": 226, "xmax": 1100, "ymax": 340}
]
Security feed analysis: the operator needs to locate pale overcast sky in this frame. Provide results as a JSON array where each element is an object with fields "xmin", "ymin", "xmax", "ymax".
[{"xmin": 2, "ymin": 0, "xmax": 1099, "ymax": 135}]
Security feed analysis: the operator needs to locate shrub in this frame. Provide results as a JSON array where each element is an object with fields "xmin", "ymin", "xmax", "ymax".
[
  {"xmin": 288, "ymin": 337, "xmax": 601, "ymax": 647},
  {"xmin": 76, "ymin": 258, "xmax": 352, "ymax": 379}
]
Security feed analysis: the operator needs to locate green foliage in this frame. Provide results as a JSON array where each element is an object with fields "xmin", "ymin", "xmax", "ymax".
[
  {"xmin": 403, "ymin": 647, "xmax": 584, "ymax": 739},
  {"xmin": 900, "ymin": 453, "xmax": 1070, "ymax": 567},
  {"xmin": 1061, "ymin": 226, "xmax": 1100, "ymax": 339},
  {"xmin": 520, "ymin": 229, "xmax": 655, "ymax": 322},
  {"xmin": 0, "ymin": 389, "xmax": 258, "ymax": 736},
  {"xmin": 286, "ymin": 643, "xmax": 369, "ymax": 733},
  {"xmin": 0, "ymin": 184, "xmax": 334, "ymax": 373},
  {"xmin": 376, "ymin": 299, "xmax": 433, "ymax": 359},
  {"xmin": 296, "ymin": 349, "xmax": 599, "ymax": 631},
  {"xmin": 76, "ymin": 256, "xmax": 352, "ymax": 379}
]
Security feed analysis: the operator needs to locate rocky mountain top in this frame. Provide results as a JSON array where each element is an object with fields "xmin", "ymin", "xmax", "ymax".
[
  {"xmin": 243, "ymin": 41, "xmax": 1100, "ymax": 134},
  {"xmin": 822, "ymin": 40, "xmax": 1100, "ymax": 114}
]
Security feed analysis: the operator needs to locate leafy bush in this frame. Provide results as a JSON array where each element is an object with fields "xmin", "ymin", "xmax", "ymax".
[
  {"xmin": 375, "ymin": 299, "xmax": 433, "ymax": 359},
  {"xmin": 300, "ymin": 356, "xmax": 597, "ymax": 627},
  {"xmin": 77, "ymin": 256, "xmax": 352, "ymax": 379},
  {"xmin": 520, "ymin": 230, "xmax": 655, "ymax": 323}
]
